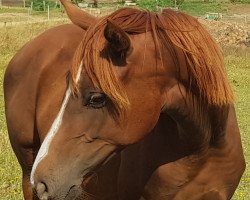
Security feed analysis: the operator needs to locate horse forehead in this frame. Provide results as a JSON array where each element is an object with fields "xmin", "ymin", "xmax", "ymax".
[
  {"xmin": 80, "ymin": 73, "xmax": 94, "ymax": 88},
  {"xmin": 130, "ymin": 33, "xmax": 154, "ymax": 49},
  {"xmin": 125, "ymin": 33, "xmax": 155, "ymax": 63}
]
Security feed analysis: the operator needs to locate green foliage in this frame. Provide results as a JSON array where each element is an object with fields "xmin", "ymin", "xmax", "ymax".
[
  {"xmin": 71, "ymin": 0, "xmax": 84, "ymax": 4},
  {"xmin": 137, "ymin": 0, "xmax": 226, "ymax": 16},
  {"xmin": 136, "ymin": 0, "xmax": 184, "ymax": 10},
  {"xmin": 230, "ymin": 0, "xmax": 250, "ymax": 3},
  {"xmin": 137, "ymin": 0, "xmax": 173, "ymax": 11},
  {"xmin": 179, "ymin": 2, "xmax": 225, "ymax": 16},
  {"xmin": 173, "ymin": 0, "xmax": 184, "ymax": 6},
  {"xmin": 26, "ymin": 0, "xmax": 58, "ymax": 11}
]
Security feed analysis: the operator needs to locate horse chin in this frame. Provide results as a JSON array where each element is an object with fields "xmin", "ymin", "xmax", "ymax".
[
  {"xmin": 78, "ymin": 151, "xmax": 120, "ymax": 196},
  {"xmin": 82, "ymin": 148, "xmax": 119, "ymax": 182},
  {"xmin": 64, "ymin": 185, "xmax": 81, "ymax": 200},
  {"xmin": 63, "ymin": 172, "xmax": 96, "ymax": 200},
  {"xmin": 62, "ymin": 177, "xmax": 95, "ymax": 200},
  {"xmin": 64, "ymin": 185, "xmax": 97, "ymax": 200},
  {"xmin": 63, "ymin": 146, "xmax": 121, "ymax": 200}
]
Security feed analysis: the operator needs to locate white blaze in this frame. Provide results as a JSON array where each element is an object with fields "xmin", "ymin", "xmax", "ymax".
[{"xmin": 30, "ymin": 62, "xmax": 83, "ymax": 185}]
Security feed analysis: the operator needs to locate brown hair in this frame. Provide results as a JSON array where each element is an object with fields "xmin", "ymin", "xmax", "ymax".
[{"xmin": 70, "ymin": 8, "xmax": 233, "ymax": 115}]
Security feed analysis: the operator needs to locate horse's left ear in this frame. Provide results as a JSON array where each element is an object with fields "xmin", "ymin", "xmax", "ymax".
[
  {"xmin": 104, "ymin": 20, "xmax": 132, "ymax": 58},
  {"xmin": 60, "ymin": 0, "xmax": 97, "ymax": 30}
]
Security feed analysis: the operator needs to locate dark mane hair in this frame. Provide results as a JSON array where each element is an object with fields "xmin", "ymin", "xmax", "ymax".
[{"xmin": 70, "ymin": 8, "xmax": 234, "ymax": 115}]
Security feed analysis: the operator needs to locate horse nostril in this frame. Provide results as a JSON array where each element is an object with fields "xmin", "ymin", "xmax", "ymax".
[{"xmin": 36, "ymin": 182, "xmax": 49, "ymax": 200}]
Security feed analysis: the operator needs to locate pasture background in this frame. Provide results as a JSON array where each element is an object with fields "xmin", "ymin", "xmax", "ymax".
[{"xmin": 0, "ymin": 1, "xmax": 250, "ymax": 199}]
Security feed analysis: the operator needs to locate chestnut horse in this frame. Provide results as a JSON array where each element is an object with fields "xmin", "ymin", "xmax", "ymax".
[{"xmin": 4, "ymin": 1, "xmax": 245, "ymax": 199}]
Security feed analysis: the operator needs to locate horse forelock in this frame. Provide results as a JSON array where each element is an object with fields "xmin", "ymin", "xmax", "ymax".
[{"xmin": 70, "ymin": 7, "xmax": 234, "ymax": 118}]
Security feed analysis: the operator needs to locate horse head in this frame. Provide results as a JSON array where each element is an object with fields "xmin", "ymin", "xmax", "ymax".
[{"xmin": 31, "ymin": 3, "xmax": 234, "ymax": 199}]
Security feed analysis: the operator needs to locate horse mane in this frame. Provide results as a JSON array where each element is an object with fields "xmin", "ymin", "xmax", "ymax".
[{"xmin": 70, "ymin": 8, "xmax": 234, "ymax": 115}]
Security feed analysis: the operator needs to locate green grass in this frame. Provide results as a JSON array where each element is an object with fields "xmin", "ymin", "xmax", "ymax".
[
  {"xmin": 0, "ymin": 6, "xmax": 66, "ymax": 23},
  {"xmin": 1, "ymin": 1, "xmax": 249, "ymax": 23},
  {"xmin": 0, "ymin": 21, "xmax": 66, "ymax": 199},
  {"xmin": 224, "ymin": 50, "xmax": 250, "ymax": 200},
  {"xmin": 0, "ymin": 7, "xmax": 27, "ymax": 14},
  {"xmin": 179, "ymin": 2, "xmax": 226, "ymax": 16},
  {"xmin": 137, "ymin": 0, "xmax": 228, "ymax": 15},
  {"xmin": 0, "ymin": 20, "xmax": 249, "ymax": 200}
]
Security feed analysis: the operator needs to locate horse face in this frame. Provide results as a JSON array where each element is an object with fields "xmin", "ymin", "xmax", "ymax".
[{"xmin": 31, "ymin": 21, "xmax": 175, "ymax": 200}]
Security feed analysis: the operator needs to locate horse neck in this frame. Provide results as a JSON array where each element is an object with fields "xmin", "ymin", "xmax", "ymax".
[{"xmin": 163, "ymin": 84, "xmax": 229, "ymax": 152}]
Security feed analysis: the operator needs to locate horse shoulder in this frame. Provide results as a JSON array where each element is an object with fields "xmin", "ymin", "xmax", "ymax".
[
  {"xmin": 4, "ymin": 24, "xmax": 85, "ymax": 142},
  {"xmin": 142, "ymin": 106, "xmax": 245, "ymax": 200},
  {"xmin": 4, "ymin": 23, "xmax": 85, "ymax": 199}
]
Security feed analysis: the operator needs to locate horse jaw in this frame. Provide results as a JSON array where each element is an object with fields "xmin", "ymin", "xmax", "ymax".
[{"xmin": 60, "ymin": 0, "xmax": 97, "ymax": 30}]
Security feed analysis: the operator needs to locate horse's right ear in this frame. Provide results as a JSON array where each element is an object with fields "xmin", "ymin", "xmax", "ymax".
[{"xmin": 60, "ymin": 0, "xmax": 97, "ymax": 30}]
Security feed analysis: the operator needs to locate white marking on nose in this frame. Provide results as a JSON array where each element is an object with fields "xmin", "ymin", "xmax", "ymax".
[{"xmin": 30, "ymin": 62, "xmax": 83, "ymax": 185}]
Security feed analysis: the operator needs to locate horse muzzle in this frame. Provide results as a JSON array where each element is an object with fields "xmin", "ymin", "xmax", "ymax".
[{"xmin": 32, "ymin": 139, "xmax": 117, "ymax": 200}]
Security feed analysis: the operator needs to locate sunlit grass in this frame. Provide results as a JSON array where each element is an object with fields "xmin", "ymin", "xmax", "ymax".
[
  {"xmin": 0, "ymin": 21, "xmax": 65, "ymax": 199},
  {"xmin": 224, "ymin": 49, "xmax": 250, "ymax": 200}
]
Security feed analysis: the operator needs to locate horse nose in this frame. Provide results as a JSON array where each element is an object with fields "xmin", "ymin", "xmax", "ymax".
[{"xmin": 35, "ymin": 182, "xmax": 49, "ymax": 200}]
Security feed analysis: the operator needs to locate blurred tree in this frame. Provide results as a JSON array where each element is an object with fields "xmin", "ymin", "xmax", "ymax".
[
  {"xmin": 93, "ymin": 0, "xmax": 98, "ymax": 7},
  {"xmin": 71, "ymin": 0, "xmax": 83, "ymax": 4},
  {"xmin": 71, "ymin": 0, "xmax": 98, "ymax": 7},
  {"xmin": 27, "ymin": 0, "xmax": 57, "ymax": 11},
  {"xmin": 174, "ymin": 0, "xmax": 184, "ymax": 6}
]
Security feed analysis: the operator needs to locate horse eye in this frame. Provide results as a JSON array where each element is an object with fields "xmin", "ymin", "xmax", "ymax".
[{"xmin": 85, "ymin": 93, "xmax": 107, "ymax": 109}]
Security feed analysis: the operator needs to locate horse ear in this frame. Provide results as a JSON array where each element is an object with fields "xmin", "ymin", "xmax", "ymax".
[
  {"xmin": 60, "ymin": 0, "xmax": 97, "ymax": 30},
  {"xmin": 104, "ymin": 20, "xmax": 132, "ymax": 58}
]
